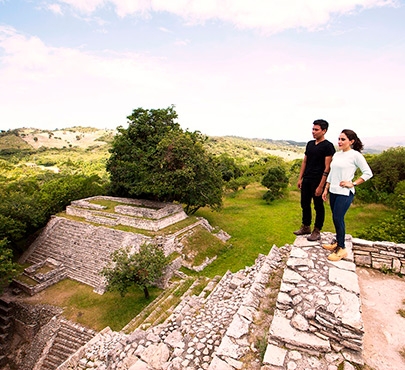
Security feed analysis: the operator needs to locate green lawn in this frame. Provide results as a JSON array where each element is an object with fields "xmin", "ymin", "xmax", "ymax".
[{"xmin": 26, "ymin": 279, "xmax": 161, "ymax": 331}]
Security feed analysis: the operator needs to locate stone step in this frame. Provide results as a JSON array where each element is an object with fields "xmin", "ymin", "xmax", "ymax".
[
  {"xmin": 122, "ymin": 279, "xmax": 192, "ymax": 332},
  {"xmin": 42, "ymin": 353, "xmax": 66, "ymax": 369},
  {"xmin": 148, "ymin": 276, "xmax": 215, "ymax": 328},
  {"xmin": 0, "ymin": 315, "xmax": 11, "ymax": 325},
  {"xmin": 0, "ymin": 301, "xmax": 12, "ymax": 315},
  {"xmin": 39, "ymin": 319, "xmax": 96, "ymax": 370},
  {"xmin": 264, "ymin": 234, "xmax": 365, "ymax": 368},
  {"xmin": 0, "ymin": 333, "xmax": 8, "ymax": 345},
  {"xmin": 0, "ymin": 323, "xmax": 11, "ymax": 334}
]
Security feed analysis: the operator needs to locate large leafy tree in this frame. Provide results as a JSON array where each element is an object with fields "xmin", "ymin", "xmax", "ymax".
[
  {"xmin": 106, "ymin": 106, "xmax": 223, "ymax": 214},
  {"xmin": 101, "ymin": 243, "xmax": 168, "ymax": 299},
  {"xmin": 154, "ymin": 131, "xmax": 223, "ymax": 214}
]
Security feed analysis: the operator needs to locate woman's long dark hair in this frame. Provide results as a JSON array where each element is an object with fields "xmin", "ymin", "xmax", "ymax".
[{"xmin": 342, "ymin": 129, "xmax": 364, "ymax": 152}]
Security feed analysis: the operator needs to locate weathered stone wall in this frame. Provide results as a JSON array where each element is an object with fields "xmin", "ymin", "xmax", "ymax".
[
  {"xmin": 18, "ymin": 208, "xmax": 219, "ymax": 295},
  {"xmin": 19, "ymin": 217, "xmax": 153, "ymax": 294},
  {"xmin": 352, "ymin": 238, "xmax": 405, "ymax": 274},
  {"xmin": 12, "ymin": 259, "xmax": 67, "ymax": 296}
]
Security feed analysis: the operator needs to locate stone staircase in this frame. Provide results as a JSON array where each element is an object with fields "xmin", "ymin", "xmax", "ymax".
[
  {"xmin": 122, "ymin": 275, "xmax": 217, "ymax": 333},
  {"xmin": 37, "ymin": 318, "xmax": 97, "ymax": 370},
  {"xmin": 0, "ymin": 297, "xmax": 13, "ymax": 367},
  {"xmin": 19, "ymin": 216, "xmax": 150, "ymax": 293}
]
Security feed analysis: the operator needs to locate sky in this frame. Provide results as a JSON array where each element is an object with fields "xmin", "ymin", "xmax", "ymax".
[{"xmin": 1, "ymin": 0, "xmax": 405, "ymax": 142}]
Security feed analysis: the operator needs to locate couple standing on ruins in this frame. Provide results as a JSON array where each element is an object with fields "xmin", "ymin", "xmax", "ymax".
[{"xmin": 293, "ymin": 119, "xmax": 373, "ymax": 262}]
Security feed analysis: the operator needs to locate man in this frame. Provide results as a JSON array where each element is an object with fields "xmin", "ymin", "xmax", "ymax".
[{"xmin": 294, "ymin": 119, "xmax": 335, "ymax": 241}]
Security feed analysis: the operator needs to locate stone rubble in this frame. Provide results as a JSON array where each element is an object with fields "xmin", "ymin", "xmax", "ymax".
[
  {"xmin": 56, "ymin": 233, "xmax": 364, "ymax": 370},
  {"xmin": 58, "ymin": 246, "xmax": 285, "ymax": 370}
]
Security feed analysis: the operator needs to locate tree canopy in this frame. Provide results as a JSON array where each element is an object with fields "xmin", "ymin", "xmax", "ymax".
[
  {"xmin": 106, "ymin": 106, "xmax": 223, "ymax": 214},
  {"xmin": 101, "ymin": 243, "xmax": 168, "ymax": 299}
]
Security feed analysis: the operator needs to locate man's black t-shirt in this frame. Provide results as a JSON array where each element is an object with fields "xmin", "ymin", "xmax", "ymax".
[{"xmin": 303, "ymin": 140, "xmax": 335, "ymax": 179}]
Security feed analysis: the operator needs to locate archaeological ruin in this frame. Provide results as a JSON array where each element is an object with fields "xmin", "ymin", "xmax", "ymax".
[{"xmin": 0, "ymin": 196, "xmax": 404, "ymax": 370}]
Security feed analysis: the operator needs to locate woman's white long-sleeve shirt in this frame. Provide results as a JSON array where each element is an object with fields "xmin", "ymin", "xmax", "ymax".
[{"xmin": 327, "ymin": 149, "xmax": 373, "ymax": 196}]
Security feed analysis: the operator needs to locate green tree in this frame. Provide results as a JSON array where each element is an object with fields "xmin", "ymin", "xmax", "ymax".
[
  {"xmin": 357, "ymin": 180, "xmax": 405, "ymax": 243},
  {"xmin": 106, "ymin": 106, "xmax": 223, "ymax": 214},
  {"xmin": 217, "ymin": 154, "xmax": 243, "ymax": 182},
  {"xmin": 106, "ymin": 106, "xmax": 181, "ymax": 198},
  {"xmin": 261, "ymin": 165, "xmax": 289, "ymax": 203},
  {"xmin": 359, "ymin": 147, "xmax": 405, "ymax": 204},
  {"xmin": 154, "ymin": 131, "xmax": 223, "ymax": 214},
  {"xmin": 0, "ymin": 173, "xmax": 106, "ymax": 251},
  {"xmin": 101, "ymin": 243, "xmax": 168, "ymax": 299},
  {"xmin": 0, "ymin": 239, "xmax": 17, "ymax": 291}
]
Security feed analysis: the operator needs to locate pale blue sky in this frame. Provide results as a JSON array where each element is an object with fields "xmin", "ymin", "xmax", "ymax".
[{"xmin": 1, "ymin": 0, "xmax": 405, "ymax": 142}]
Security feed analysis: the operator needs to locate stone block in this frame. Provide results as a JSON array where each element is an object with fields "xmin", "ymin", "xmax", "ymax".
[
  {"xmin": 263, "ymin": 343, "xmax": 287, "ymax": 367},
  {"xmin": 269, "ymin": 314, "xmax": 331, "ymax": 353}
]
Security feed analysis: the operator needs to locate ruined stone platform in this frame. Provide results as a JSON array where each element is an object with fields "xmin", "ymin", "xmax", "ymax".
[
  {"xmin": 53, "ymin": 234, "xmax": 364, "ymax": 370},
  {"xmin": 265, "ymin": 233, "xmax": 364, "ymax": 369},
  {"xmin": 8, "ymin": 232, "xmax": 370, "ymax": 369}
]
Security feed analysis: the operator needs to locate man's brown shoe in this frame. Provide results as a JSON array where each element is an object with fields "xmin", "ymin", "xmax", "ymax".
[
  {"xmin": 327, "ymin": 247, "xmax": 348, "ymax": 261},
  {"xmin": 307, "ymin": 228, "xmax": 320, "ymax": 241},
  {"xmin": 293, "ymin": 225, "xmax": 311, "ymax": 235},
  {"xmin": 322, "ymin": 242, "xmax": 337, "ymax": 251}
]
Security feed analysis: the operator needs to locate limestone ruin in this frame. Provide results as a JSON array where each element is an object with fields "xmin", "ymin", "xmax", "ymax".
[{"xmin": 0, "ymin": 196, "xmax": 404, "ymax": 370}]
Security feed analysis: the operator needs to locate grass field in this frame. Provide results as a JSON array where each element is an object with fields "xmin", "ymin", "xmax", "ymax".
[
  {"xmin": 194, "ymin": 183, "xmax": 391, "ymax": 277},
  {"xmin": 20, "ymin": 183, "xmax": 392, "ymax": 330}
]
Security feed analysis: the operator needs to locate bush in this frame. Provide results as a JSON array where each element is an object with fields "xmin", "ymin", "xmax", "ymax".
[
  {"xmin": 357, "ymin": 194, "xmax": 405, "ymax": 243},
  {"xmin": 261, "ymin": 165, "xmax": 289, "ymax": 203}
]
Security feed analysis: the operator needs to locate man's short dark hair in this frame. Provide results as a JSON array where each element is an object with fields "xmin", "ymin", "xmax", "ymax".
[{"xmin": 313, "ymin": 119, "xmax": 329, "ymax": 131}]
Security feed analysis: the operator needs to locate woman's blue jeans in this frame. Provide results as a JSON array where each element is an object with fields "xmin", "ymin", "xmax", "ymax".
[{"xmin": 329, "ymin": 192, "xmax": 354, "ymax": 248}]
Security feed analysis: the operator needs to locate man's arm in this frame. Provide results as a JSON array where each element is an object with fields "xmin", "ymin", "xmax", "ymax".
[
  {"xmin": 315, "ymin": 155, "xmax": 333, "ymax": 196},
  {"xmin": 297, "ymin": 155, "xmax": 307, "ymax": 189}
]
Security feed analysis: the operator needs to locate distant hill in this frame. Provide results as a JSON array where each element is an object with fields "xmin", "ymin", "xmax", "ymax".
[
  {"xmin": 0, "ymin": 127, "xmax": 115, "ymax": 152},
  {"xmin": 362, "ymin": 136, "xmax": 405, "ymax": 153},
  {"xmin": 1, "ymin": 127, "xmax": 402, "ymax": 158}
]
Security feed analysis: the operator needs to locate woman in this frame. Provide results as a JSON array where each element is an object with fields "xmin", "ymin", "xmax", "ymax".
[{"xmin": 322, "ymin": 129, "xmax": 373, "ymax": 261}]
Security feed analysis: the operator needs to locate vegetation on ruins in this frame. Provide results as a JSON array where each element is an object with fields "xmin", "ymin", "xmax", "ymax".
[
  {"xmin": 0, "ymin": 123, "xmax": 404, "ymax": 292},
  {"xmin": 106, "ymin": 106, "xmax": 223, "ymax": 214},
  {"xmin": 10, "ymin": 184, "xmax": 393, "ymax": 333},
  {"xmin": 101, "ymin": 243, "xmax": 169, "ymax": 299}
]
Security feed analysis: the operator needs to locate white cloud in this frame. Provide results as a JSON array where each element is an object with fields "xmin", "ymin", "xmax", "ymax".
[
  {"xmin": 47, "ymin": 3, "xmax": 63, "ymax": 15},
  {"xmin": 1, "ymin": 0, "xmax": 404, "ymax": 141},
  {"xmin": 159, "ymin": 27, "xmax": 171, "ymax": 33},
  {"xmin": 51, "ymin": 0, "xmax": 399, "ymax": 33},
  {"xmin": 57, "ymin": 0, "xmax": 105, "ymax": 14},
  {"xmin": 174, "ymin": 39, "xmax": 190, "ymax": 47},
  {"xmin": 0, "ymin": 26, "xmax": 177, "ymax": 128}
]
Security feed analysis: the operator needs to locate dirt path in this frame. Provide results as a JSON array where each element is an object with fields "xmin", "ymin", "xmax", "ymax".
[{"xmin": 357, "ymin": 267, "xmax": 405, "ymax": 370}]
